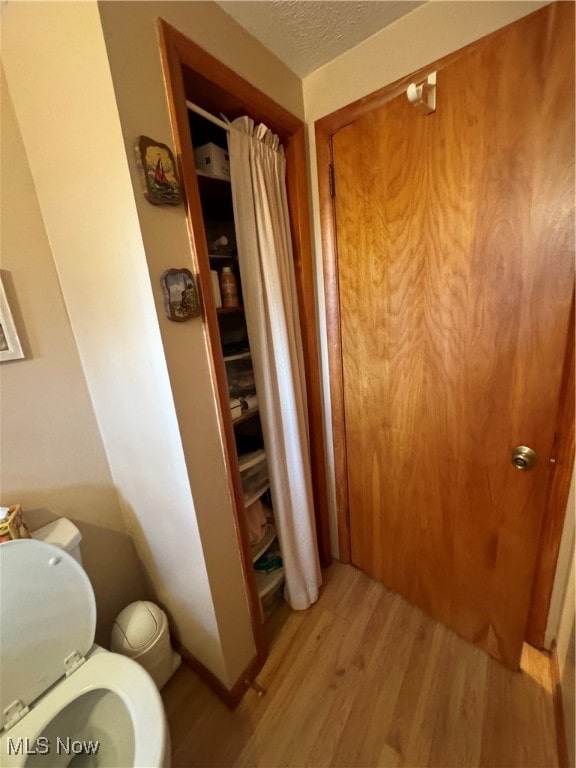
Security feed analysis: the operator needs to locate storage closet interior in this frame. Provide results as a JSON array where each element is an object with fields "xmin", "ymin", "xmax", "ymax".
[{"xmin": 188, "ymin": 109, "xmax": 285, "ymax": 623}]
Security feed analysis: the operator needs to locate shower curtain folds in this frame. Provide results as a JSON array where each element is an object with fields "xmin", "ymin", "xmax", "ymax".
[{"xmin": 227, "ymin": 116, "xmax": 321, "ymax": 610}]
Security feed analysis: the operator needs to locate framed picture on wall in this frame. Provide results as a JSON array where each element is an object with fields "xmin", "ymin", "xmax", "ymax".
[
  {"xmin": 135, "ymin": 136, "xmax": 182, "ymax": 206},
  {"xmin": 160, "ymin": 268, "xmax": 201, "ymax": 321},
  {"xmin": 0, "ymin": 276, "xmax": 24, "ymax": 362}
]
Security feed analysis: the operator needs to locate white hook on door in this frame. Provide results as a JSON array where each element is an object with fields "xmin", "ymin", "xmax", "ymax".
[{"xmin": 407, "ymin": 72, "xmax": 437, "ymax": 115}]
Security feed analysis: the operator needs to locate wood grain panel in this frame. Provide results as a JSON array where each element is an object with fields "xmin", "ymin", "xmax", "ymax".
[
  {"xmin": 332, "ymin": 3, "xmax": 574, "ymax": 668},
  {"xmin": 315, "ymin": 121, "xmax": 351, "ymax": 563},
  {"xmin": 526, "ymin": 297, "xmax": 575, "ymax": 647},
  {"xmin": 285, "ymin": 126, "xmax": 332, "ymax": 566}
]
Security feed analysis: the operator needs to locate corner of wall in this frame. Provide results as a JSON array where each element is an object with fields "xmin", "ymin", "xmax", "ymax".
[{"xmin": 2, "ymin": 0, "xmax": 232, "ymax": 685}]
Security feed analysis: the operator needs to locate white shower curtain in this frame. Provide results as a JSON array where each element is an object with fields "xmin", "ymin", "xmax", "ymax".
[{"xmin": 227, "ymin": 117, "xmax": 321, "ymax": 610}]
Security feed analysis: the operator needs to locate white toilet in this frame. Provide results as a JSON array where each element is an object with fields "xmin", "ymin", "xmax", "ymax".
[{"xmin": 0, "ymin": 536, "xmax": 170, "ymax": 768}]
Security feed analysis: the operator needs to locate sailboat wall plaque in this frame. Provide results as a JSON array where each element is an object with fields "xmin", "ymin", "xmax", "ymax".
[{"xmin": 135, "ymin": 136, "xmax": 182, "ymax": 206}]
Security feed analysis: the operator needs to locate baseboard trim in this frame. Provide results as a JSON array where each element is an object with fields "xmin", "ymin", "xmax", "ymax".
[
  {"xmin": 174, "ymin": 640, "xmax": 264, "ymax": 710},
  {"xmin": 550, "ymin": 641, "xmax": 569, "ymax": 768}
]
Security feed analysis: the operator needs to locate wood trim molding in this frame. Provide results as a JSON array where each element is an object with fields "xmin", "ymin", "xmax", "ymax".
[
  {"xmin": 315, "ymin": 121, "xmax": 350, "ymax": 564},
  {"xmin": 158, "ymin": 20, "xmax": 300, "ymax": 139},
  {"xmin": 526, "ymin": 296, "xmax": 575, "ymax": 647},
  {"xmin": 314, "ymin": 3, "xmax": 575, "ymax": 621},
  {"xmin": 550, "ymin": 641, "xmax": 570, "ymax": 768},
  {"xmin": 157, "ymin": 20, "xmax": 331, "ymax": 571},
  {"xmin": 158, "ymin": 18, "xmax": 267, "ymax": 668},
  {"xmin": 285, "ymin": 125, "xmax": 332, "ymax": 567},
  {"xmin": 175, "ymin": 641, "xmax": 264, "ymax": 710},
  {"xmin": 157, "ymin": 18, "xmax": 332, "ymax": 673}
]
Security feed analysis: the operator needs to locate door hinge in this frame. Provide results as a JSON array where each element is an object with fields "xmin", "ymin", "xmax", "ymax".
[{"xmin": 329, "ymin": 163, "xmax": 336, "ymax": 198}]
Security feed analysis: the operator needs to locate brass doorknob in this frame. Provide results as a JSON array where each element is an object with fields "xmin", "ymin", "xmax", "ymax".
[{"xmin": 511, "ymin": 445, "xmax": 538, "ymax": 471}]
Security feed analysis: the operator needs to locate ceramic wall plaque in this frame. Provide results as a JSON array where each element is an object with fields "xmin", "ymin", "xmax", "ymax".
[
  {"xmin": 161, "ymin": 268, "xmax": 201, "ymax": 321},
  {"xmin": 135, "ymin": 136, "xmax": 181, "ymax": 206}
]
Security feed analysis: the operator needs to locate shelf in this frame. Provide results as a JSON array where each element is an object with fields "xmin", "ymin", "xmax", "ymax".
[
  {"xmin": 196, "ymin": 172, "xmax": 233, "ymax": 220},
  {"xmin": 196, "ymin": 169, "xmax": 230, "ymax": 182},
  {"xmin": 238, "ymin": 448, "xmax": 265, "ymax": 472},
  {"xmin": 251, "ymin": 524, "xmax": 277, "ymax": 563},
  {"xmin": 208, "ymin": 252, "xmax": 234, "ymax": 260},
  {"xmin": 224, "ymin": 351, "xmax": 251, "ymax": 363},
  {"xmin": 217, "ymin": 306, "xmax": 244, "ymax": 315},
  {"xmin": 232, "ymin": 407, "xmax": 259, "ymax": 426},
  {"xmin": 255, "ymin": 567, "xmax": 284, "ymax": 599},
  {"xmin": 244, "ymin": 482, "xmax": 270, "ymax": 509}
]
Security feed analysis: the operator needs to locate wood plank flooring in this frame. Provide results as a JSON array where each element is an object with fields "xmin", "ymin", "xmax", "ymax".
[{"xmin": 162, "ymin": 563, "xmax": 558, "ymax": 767}]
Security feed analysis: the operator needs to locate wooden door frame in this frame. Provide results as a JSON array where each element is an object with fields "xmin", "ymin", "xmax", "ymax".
[
  {"xmin": 315, "ymin": 8, "xmax": 574, "ymax": 647},
  {"xmin": 157, "ymin": 20, "xmax": 331, "ymax": 692}
]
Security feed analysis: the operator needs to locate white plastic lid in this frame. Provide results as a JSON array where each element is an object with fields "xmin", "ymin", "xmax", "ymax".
[
  {"xmin": 0, "ymin": 539, "xmax": 96, "ymax": 732},
  {"xmin": 31, "ymin": 518, "xmax": 82, "ymax": 553},
  {"xmin": 112, "ymin": 601, "xmax": 165, "ymax": 653}
]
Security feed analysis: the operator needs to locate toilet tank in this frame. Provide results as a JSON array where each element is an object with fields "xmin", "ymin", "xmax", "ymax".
[{"xmin": 30, "ymin": 518, "xmax": 83, "ymax": 563}]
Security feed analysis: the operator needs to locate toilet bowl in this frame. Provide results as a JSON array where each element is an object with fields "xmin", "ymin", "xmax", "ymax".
[{"xmin": 0, "ymin": 539, "xmax": 169, "ymax": 768}]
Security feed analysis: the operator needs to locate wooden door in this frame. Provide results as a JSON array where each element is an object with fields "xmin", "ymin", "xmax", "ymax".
[{"xmin": 331, "ymin": 4, "xmax": 574, "ymax": 668}]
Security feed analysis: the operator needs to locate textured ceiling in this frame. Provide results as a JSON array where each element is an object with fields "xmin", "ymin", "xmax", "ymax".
[{"xmin": 216, "ymin": 1, "xmax": 426, "ymax": 78}]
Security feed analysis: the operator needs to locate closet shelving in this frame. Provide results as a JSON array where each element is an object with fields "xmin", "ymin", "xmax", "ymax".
[{"xmin": 189, "ymin": 107, "xmax": 284, "ymax": 623}]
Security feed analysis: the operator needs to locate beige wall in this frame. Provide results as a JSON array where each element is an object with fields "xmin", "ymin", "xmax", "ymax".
[
  {"xmin": 302, "ymin": 0, "xmax": 550, "ymax": 555},
  {"xmin": 100, "ymin": 1, "xmax": 303, "ymax": 121},
  {"xmin": 97, "ymin": 0, "xmax": 303, "ymax": 684},
  {"xmin": 547, "ymin": 472, "xmax": 575, "ymax": 647},
  {"xmin": 0, "ymin": 68, "xmax": 148, "ymax": 646},
  {"xmin": 562, "ymin": 623, "xmax": 575, "ymax": 768},
  {"xmin": 2, "ymin": 0, "xmax": 232, "ymax": 684},
  {"xmin": 2, "ymin": 0, "xmax": 570, "ymax": 695},
  {"xmin": 548, "ymin": 472, "xmax": 575, "ymax": 766},
  {"xmin": 99, "ymin": 0, "xmax": 303, "ymax": 683},
  {"xmin": 99, "ymin": 2, "xmax": 302, "ymax": 684},
  {"xmin": 2, "ymin": 0, "xmax": 301, "ymax": 691}
]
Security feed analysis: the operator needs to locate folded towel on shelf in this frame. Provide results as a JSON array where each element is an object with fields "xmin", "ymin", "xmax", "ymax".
[{"xmin": 230, "ymin": 398, "xmax": 243, "ymax": 420}]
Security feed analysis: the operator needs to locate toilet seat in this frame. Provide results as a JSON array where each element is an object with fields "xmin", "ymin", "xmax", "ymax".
[
  {"xmin": 0, "ymin": 539, "xmax": 96, "ymax": 732},
  {"xmin": 0, "ymin": 651, "xmax": 167, "ymax": 768},
  {"xmin": 0, "ymin": 538, "xmax": 168, "ymax": 768}
]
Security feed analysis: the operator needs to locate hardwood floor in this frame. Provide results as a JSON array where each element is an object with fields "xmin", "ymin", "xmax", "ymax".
[{"xmin": 162, "ymin": 563, "xmax": 558, "ymax": 767}]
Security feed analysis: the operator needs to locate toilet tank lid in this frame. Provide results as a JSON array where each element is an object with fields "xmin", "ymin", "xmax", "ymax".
[{"xmin": 31, "ymin": 518, "xmax": 82, "ymax": 552}]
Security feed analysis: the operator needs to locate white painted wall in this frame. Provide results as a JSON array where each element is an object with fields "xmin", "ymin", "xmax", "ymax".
[{"xmin": 2, "ymin": 0, "xmax": 229, "ymax": 683}]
